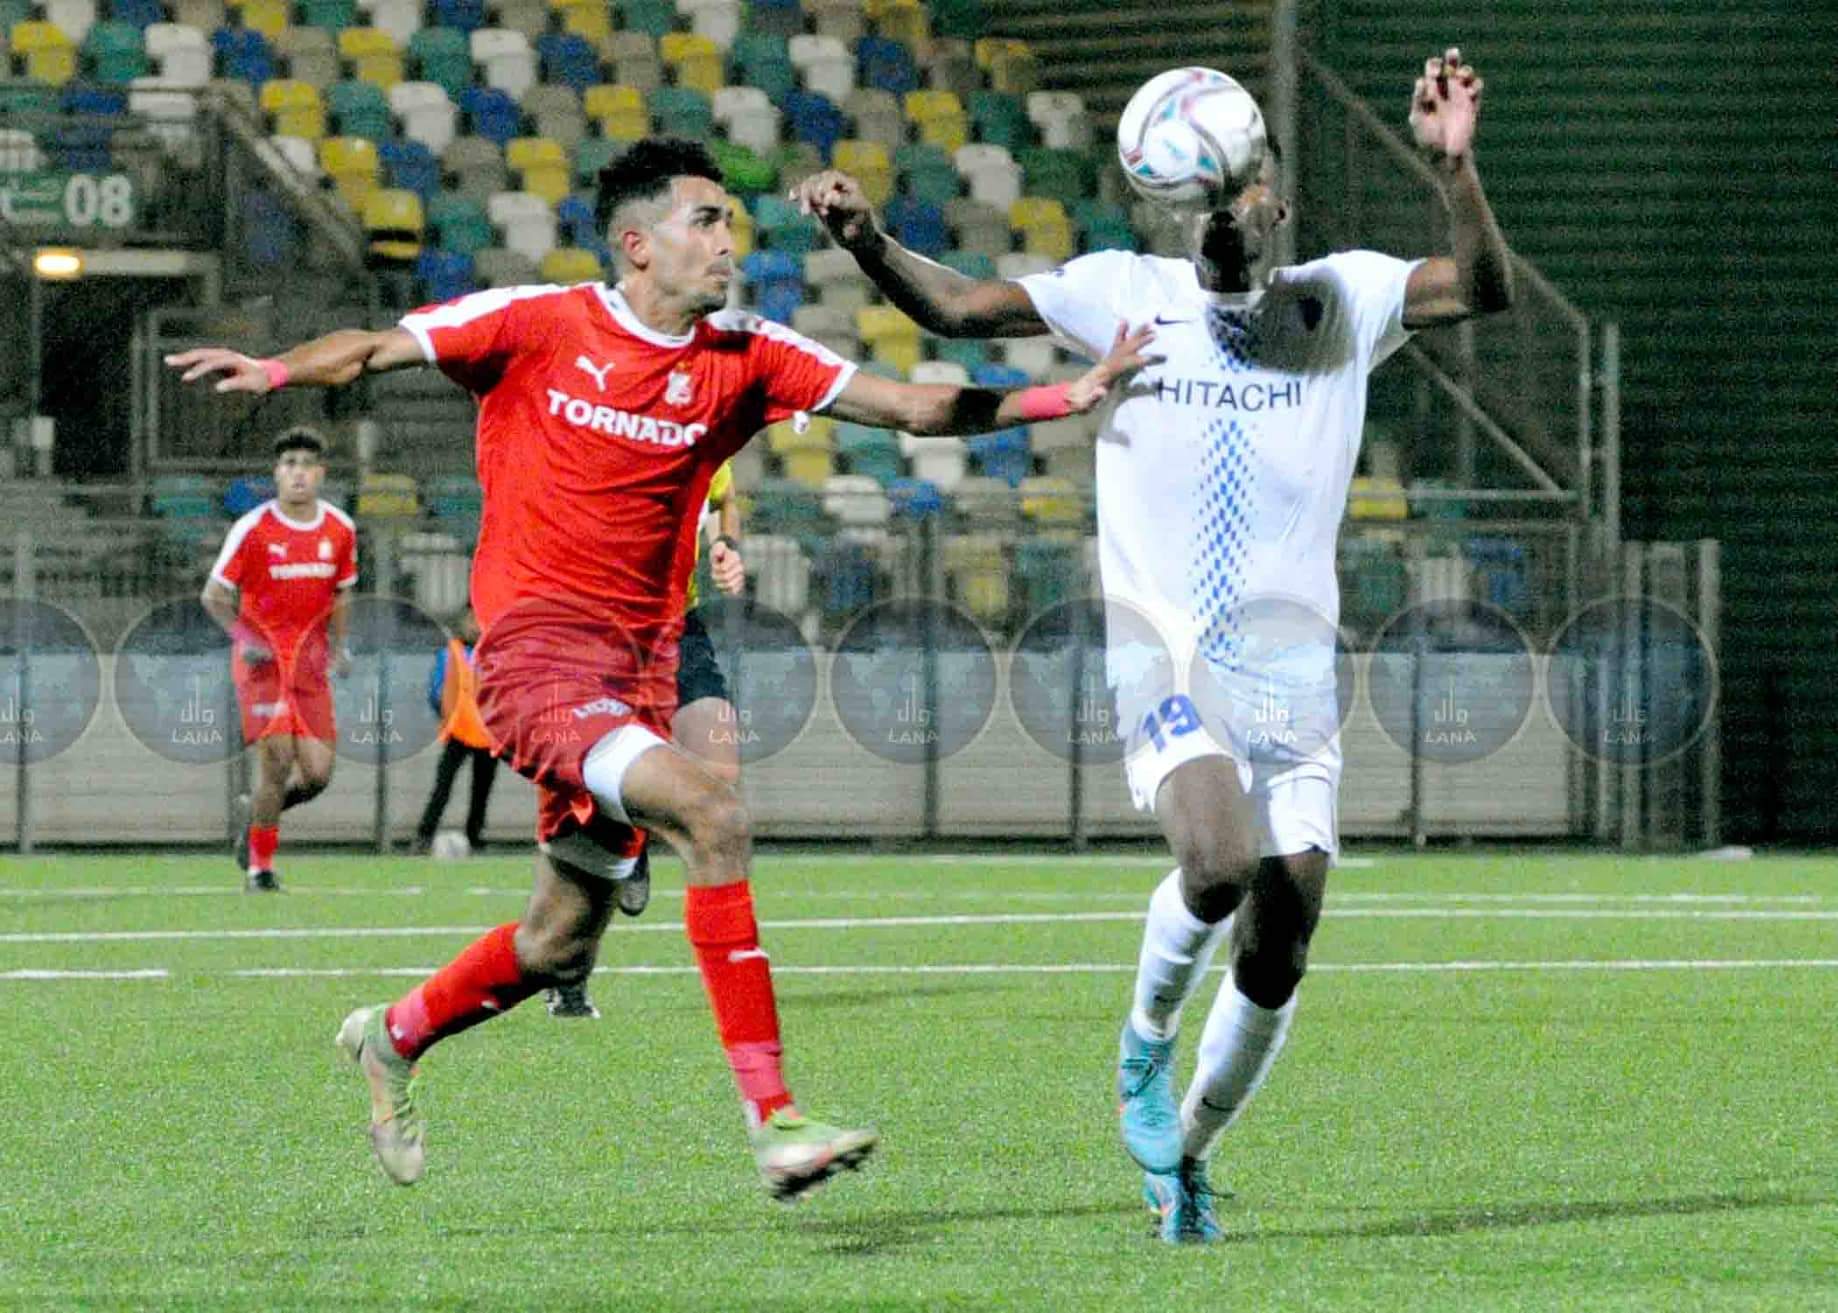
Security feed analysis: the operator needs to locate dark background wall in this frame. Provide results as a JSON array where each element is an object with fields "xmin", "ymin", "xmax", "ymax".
[{"xmin": 1312, "ymin": 0, "xmax": 1838, "ymax": 839}]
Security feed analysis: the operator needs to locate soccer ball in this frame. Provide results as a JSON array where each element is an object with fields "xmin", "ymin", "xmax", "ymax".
[
  {"xmin": 1116, "ymin": 67, "xmax": 1267, "ymax": 214},
  {"xmin": 430, "ymin": 830, "xmax": 472, "ymax": 861}
]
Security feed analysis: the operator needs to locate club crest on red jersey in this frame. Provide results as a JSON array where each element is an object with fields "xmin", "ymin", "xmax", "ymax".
[{"xmin": 665, "ymin": 370, "xmax": 695, "ymax": 407}]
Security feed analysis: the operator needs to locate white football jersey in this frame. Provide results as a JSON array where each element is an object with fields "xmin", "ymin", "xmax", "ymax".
[{"xmin": 1019, "ymin": 248, "xmax": 1415, "ymax": 679}]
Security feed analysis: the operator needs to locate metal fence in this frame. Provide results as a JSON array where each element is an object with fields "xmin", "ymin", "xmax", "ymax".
[{"xmin": 0, "ymin": 493, "xmax": 1718, "ymax": 850}]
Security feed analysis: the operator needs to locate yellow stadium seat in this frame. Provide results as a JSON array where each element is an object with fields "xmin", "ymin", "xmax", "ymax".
[
  {"xmin": 354, "ymin": 52, "xmax": 404, "ymax": 89},
  {"xmin": 902, "ymin": 89, "xmax": 962, "ymax": 124},
  {"xmin": 355, "ymin": 472, "xmax": 420, "ymax": 518},
  {"xmin": 561, "ymin": 5, "xmax": 609, "ymax": 41},
  {"xmin": 1018, "ymin": 476, "xmax": 1082, "ymax": 528},
  {"xmin": 674, "ymin": 51, "xmax": 723, "ymax": 94},
  {"xmin": 875, "ymin": 1, "xmax": 927, "ymax": 46},
  {"xmin": 259, "ymin": 78, "xmax": 320, "ymax": 112},
  {"xmin": 319, "ymin": 135, "xmax": 379, "ymax": 177},
  {"xmin": 831, "ymin": 139, "xmax": 893, "ymax": 206},
  {"xmin": 240, "ymin": 0, "xmax": 289, "ymax": 37},
  {"xmin": 658, "ymin": 32, "xmax": 717, "ymax": 65},
  {"xmin": 506, "ymin": 135, "xmax": 565, "ymax": 171},
  {"xmin": 331, "ymin": 171, "xmax": 379, "ymax": 212},
  {"xmin": 25, "ymin": 47, "xmax": 77, "ymax": 84},
  {"xmin": 272, "ymin": 106, "xmax": 327, "ymax": 139},
  {"xmin": 860, "ymin": 0, "xmax": 902, "ymax": 18},
  {"xmin": 520, "ymin": 163, "xmax": 570, "ymax": 204},
  {"xmin": 337, "ymin": 27, "xmax": 397, "ymax": 59},
  {"xmin": 584, "ymin": 84, "xmax": 644, "ymax": 120},
  {"xmin": 728, "ymin": 201, "xmax": 753, "ymax": 260},
  {"xmin": 9, "ymin": 20, "xmax": 72, "ymax": 52},
  {"xmin": 781, "ymin": 449, "xmax": 834, "ymax": 489},
  {"xmin": 990, "ymin": 47, "xmax": 1038, "ymax": 95},
  {"xmin": 1348, "ymin": 476, "xmax": 1409, "ymax": 521},
  {"xmin": 766, "ymin": 416, "xmax": 834, "ymax": 454},
  {"xmin": 1008, "ymin": 196, "xmax": 1066, "ymax": 231},
  {"xmin": 599, "ymin": 108, "xmax": 649, "ymax": 142},
  {"xmin": 973, "ymin": 36, "xmax": 1028, "ymax": 69},
  {"xmin": 916, "ymin": 115, "xmax": 966, "ymax": 154},
  {"xmin": 944, "ymin": 534, "xmax": 1009, "ymax": 625},
  {"xmin": 362, "ymin": 187, "xmax": 424, "ymax": 260},
  {"xmin": 539, "ymin": 247, "xmax": 602, "ymax": 284},
  {"xmin": 1019, "ymin": 218, "xmax": 1072, "ymax": 261}
]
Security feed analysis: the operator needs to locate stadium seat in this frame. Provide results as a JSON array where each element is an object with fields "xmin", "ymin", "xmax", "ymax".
[
  {"xmin": 856, "ymin": 34, "xmax": 916, "ymax": 95},
  {"xmin": 275, "ymin": 27, "xmax": 339, "ymax": 89},
  {"xmin": 0, "ymin": 129, "xmax": 44, "ymax": 172},
  {"xmin": 841, "ymin": 87, "xmax": 903, "ymax": 151},
  {"xmin": 967, "ymin": 426, "xmax": 1031, "ymax": 486},
  {"xmin": 378, "ymin": 136, "xmax": 439, "ymax": 197},
  {"xmin": 261, "ymin": 78, "xmax": 326, "ymax": 138},
  {"xmin": 1026, "ymin": 89, "xmax": 1090, "ymax": 150},
  {"xmin": 408, "ymin": 27, "xmax": 471, "ymax": 98},
  {"xmin": 886, "ymin": 476, "xmax": 944, "ymax": 519},
  {"xmin": 356, "ymin": 471, "xmax": 421, "ymax": 519},
  {"xmin": 470, "ymin": 28, "xmax": 535, "ymax": 99},
  {"xmin": 536, "ymin": 31, "xmax": 597, "ymax": 94},
  {"xmin": 969, "ymin": 90, "xmax": 1031, "ymax": 151},
  {"xmin": 650, "ymin": 86, "xmax": 714, "ymax": 139},
  {"xmin": 740, "ymin": 248, "xmax": 802, "ymax": 324},
  {"xmin": 112, "ymin": 0, "xmax": 166, "ymax": 27},
  {"xmin": 45, "ymin": 0, "xmax": 98, "ymax": 45},
  {"xmin": 459, "ymin": 85, "xmax": 520, "ymax": 145},
  {"xmin": 429, "ymin": 191, "xmax": 494, "ymax": 251},
  {"xmin": 320, "ymin": 133, "xmax": 380, "ymax": 208},
  {"xmin": 945, "ymin": 196, "xmax": 1013, "ymax": 259},
  {"xmin": 987, "ymin": 44, "xmax": 1037, "ymax": 95},
  {"xmin": 487, "ymin": 188, "xmax": 555, "ymax": 261},
  {"xmin": 805, "ymin": 0, "xmax": 864, "ymax": 44},
  {"xmin": 431, "ymin": 0, "xmax": 484, "ymax": 31},
  {"xmin": 395, "ymin": 86, "xmax": 458, "ymax": 153},
  {"xmin": 831, "ymin": 138, "xmax": 892, "ymax": 206},
  {"xmin": 1017, "ymin": 474, "xmax": 1082, "ymax": 529},
  {"xmin": 999, "ymin": 336, "xmax": 1057, "ymax": 378},
  {"xmin": 613, "ymin": 0, "xmax": 673, "ymax": 37},
  {"xmin": 362, "ymin": 186, "xmax": 424, "ymax": 260},
  {"xmin": 329, "ymin": 78, "xmax": 392, "ymax": 139},
  {"xmin": 751, "ymin": 191, "xmax": 818, "ymax": 254},
  {"xmin": 955, "ymin": 142, "xmax": 1021, "ymax": 208},
  {"xmin": 681, "ymin": 0, "xmax": 741, "ymax": 49},
  {"xmin": 265, "ymin": 131, "xmax": 318, "ymax": 177},
  {"xmin": 919, "ymin": 36, "xmax": 978, "ymax": 100},
  {"xmin": 944, "ymin": 532, "xmax": 1009, "ymax": 625},
  {"xmin": 489, "ymin": 0, "xmax": 548, "ymax": 41},
  {"xmin": 834, "ymin": 423, "xmax": 902, "ymax": 485},
  {"xmin": 741, "ymin": 0, "xmax": 800, "ymax": 36},
  {"xmin": 929, "ymin": 0, "xmax": 984, "ymax": 39},
  {"xmin": 16, "ymin": 21, "xmax": 79, "ymax": 84},
  {"xmin": 298, "ymin": 0, "xmax": 355, "ymax": 30},
  {"xmin": 873, "ymin": 0, "xmax": 927, "ymax": 47},
  {"xmin": 855, "ymin": 304, "xmax": 921, "ymax": 375},
  {"xmin": 368, "ymin": 0, "xmax": 421, "ymax": 51},
  {"xmin": 781, "ymin": 89, "xmax": 844, "ymax": 162},
  {"xmin": 84, "ymin": 19, "xmax": 149, "ymax": 82},
  {"xmin": 415, "ymin": 247, "xmax": 476, "ymax": 299},
  {"xmin": 442, "ymin": 134, "xmax": 507, "ymax": 201},
  {"xmin": 884, "ymin": 194, "xmax": 948, "ymax": 258},
  {"xmin": 538, "ymin": 245, "xmax": 600, "ymax": 284}
]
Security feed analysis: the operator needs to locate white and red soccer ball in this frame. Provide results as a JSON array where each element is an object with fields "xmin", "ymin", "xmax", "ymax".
[{"xmin": 1117, "ymin": 67, "xmax": 1267, "ymax": 215}]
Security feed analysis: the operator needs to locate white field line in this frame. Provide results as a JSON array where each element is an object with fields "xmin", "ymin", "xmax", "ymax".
[
  {"xmin": 8, "ymin": 959, "xmax": 1838, "ymax": 984},
  {"xmin": 8, "ymin": 904, "xmax": 1838, "ymax": 946}
]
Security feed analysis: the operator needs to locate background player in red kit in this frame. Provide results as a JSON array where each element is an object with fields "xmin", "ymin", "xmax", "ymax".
[
  {"xmin": 200, "ymin": 427, "xmax": 356, "ymax": 892},
  {"xmin": 167, "ymin": 137, "xmax": 1151, "ymax": 1200}
]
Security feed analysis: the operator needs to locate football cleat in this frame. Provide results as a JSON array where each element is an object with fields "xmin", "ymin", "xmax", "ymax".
[
  {"xmin": 749, "ymin": 1108, "xmax": 878, "ymax": 1203},
  {"xmin": 545, "ymin": 983, "xmax": 601, "ymax": 1019},
  {"xmin": 1142, "ymin": 1158, "xmax": 1224, "ymax": 1244},
  {"xmin": 1116, "ymin": 1023, "xmax": 1182, "ymax": 1174},
  {"xmin": 336, "ymin": 1005, "xmax": 425, "ymax": 1185},
  {"xmin": 616, "ymin": 845, "xmax": 651, "ymax": 918},
  {"xmin": 244, "ymin": 868, "xmax": 281, "ymax": 893}
]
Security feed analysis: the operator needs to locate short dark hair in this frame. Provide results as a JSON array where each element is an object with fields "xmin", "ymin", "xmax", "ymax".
[
  {"xmin": 273, "ymin": 426, "xmax": 326, "ymax": 460},
  {"xmin": 593, "ymin": 136, "xmax": 725, "ymax": 237}
]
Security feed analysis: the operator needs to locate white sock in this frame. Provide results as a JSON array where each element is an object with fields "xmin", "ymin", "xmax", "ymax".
[
  {"xmin": 1179, "ymin": 982, "xmax": 1296, "ymax": 1161},
  {"xmin": 1127, "ymin": 870, "xmax": 1231, "ymax": 1044}
]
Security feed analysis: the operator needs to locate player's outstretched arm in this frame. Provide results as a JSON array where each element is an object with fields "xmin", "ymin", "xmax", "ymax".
[
  {"xmin": 828, "ymin": 323, "xmax": 1154, "ymax": 435},
  {"xmin": 1402, "ymin": 47, "xmax": 1515, "ymax": 329},
  {"xmin": 791, "ymin": 170, "xmax": 1049, "ymax": 339},
  {"xmin": 164, "ymin": 327, "xmax": 426, "ymax": 394}
]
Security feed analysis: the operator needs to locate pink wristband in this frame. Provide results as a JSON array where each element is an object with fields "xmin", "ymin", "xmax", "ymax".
[
  {"xmin": 1014, "ymin": 382, "xmax": 1074, "ymax": 422},
  {"xmin": 257, "ymin": 358, "xmax": 290, "ymax": 390}
]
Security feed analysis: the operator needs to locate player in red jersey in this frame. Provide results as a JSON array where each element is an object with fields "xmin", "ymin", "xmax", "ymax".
[
  {"xmin": 200, "ymin": 427, "xmax": 356, "ymax": 892},
  {"xmin": 167, "ymin": 137, "xmax": 1150, "ymax": 1199}
]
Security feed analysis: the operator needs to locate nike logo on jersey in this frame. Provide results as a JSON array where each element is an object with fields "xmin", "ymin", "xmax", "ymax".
[
  {"xmin": 1153, "ymin": 313, "xmax": 1194, "ymax": 326},
  {"xmin": 574, "ymin": 355, "xmax": 614, "ymax": 391},
  {"xmin": 727, "ymin": 948, "xmax": 770, "ymax": 964}
]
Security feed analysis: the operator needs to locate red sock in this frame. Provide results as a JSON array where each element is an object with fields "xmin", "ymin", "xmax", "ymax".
[
  {"xmin": 247, "ymin": 825, "xmax": 278, "ymax": 872},
  {"xmin": 384, "ymin": 923, "xmax": 538, "ymax": 1061},
  {"xmin": 685, "ymin": 881, "xmax": 793, "ymax": 1126}
]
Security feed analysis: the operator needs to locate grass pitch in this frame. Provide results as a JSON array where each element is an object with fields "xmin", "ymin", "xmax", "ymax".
[{"xmin": 1, "ymin": 847, "xmax": 1834, "ymax": 1311}]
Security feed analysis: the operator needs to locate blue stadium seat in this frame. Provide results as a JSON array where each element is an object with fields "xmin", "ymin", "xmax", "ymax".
[
  {"xmin": 415, "ymin": 248, "xmax": 476, "ymax": 300},
  {"xmin": 243, "ymin": 189, "xmax": 300, "ymax": 267},
  {"xmin": 379, "ymin": 138, "xmax": 440, "ymax": 198},
  {"xmin": 967, "ymin": 427, "xmax": 1031, "ymax": 486},
  {"xmin": 111, "ymin": 0, "xmax": 166, "ymax": 27},
  {"xmin": 885, "ymin": 194, "xmax": 948, "ymax": 258},
  {"xmin": 556, "ymin": 193, "xmax": 596, "ymax": 244},
  {"xmin": 782, "ymin": 90, "xmax": 846, "ymax": 162},
  {"xmin": 431, "ymin": 0, "xmax": 484, "ymax": 31},
  {"xmin": 972, "ymin": 362, "xmax": 1028, "ymax": 390},
  {"xmin": 887, "ymin": 477, "xmax": 945, "ymax": 519},
  {"xmin": 213, "ymin": 28, "xmax": 275, "ymax": 87},
  {"xmin": 460, "ymin": 86, "xmax": 521, "ymax": 146},
  {"xmin": 48, "ymin": 119, "xmax": 116, "ymax": 171},
  {"xmin": 536, "ymin": 32, "xmax": 597, "ymax": 94},
  {"xmin": 857, "ymin": 36, "xmax": 917, "ymax": 95},
  {"xmin": 61, "ymin": 84, "xmax": 127, "ymax": 116},
  {"xmin": 742, "ymin": 248, "xmax": 804, "ymax": 324},
  {"xmin": 223, "ymin": 476, "xmax": 275, "ymax": 516}
]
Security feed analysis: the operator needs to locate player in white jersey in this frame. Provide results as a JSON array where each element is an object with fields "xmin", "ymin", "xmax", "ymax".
[{"xmin": 795, "ymin": 50, "xmax": 1513, "ymax": 1241}]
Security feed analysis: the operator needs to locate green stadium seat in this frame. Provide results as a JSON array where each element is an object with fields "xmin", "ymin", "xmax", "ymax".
[
  {"xmin": 1018, "ymin": 146, "xmax": 1093, "ymax": 205},
  {"xmin": 710, "ymin": 139, "xmax": 776, "ymax": 196},
  {"xmin": 328, "ymin": 79, "xmax": 393, "ymax": 140},
  {"xmin": 649, "ymin": 86, "xmax": 712, "ymax": 138},
  {"xmin": 573, "ymin": 134, "xmax": 623, "ymax": 185},
  {"xmin": 409, "ymin": 27, "xmax": 472, "ymax": 99},
  {"xmin": 300, "ymin": 0, "xmax": 356, "ymax": 31},
  {"xmin": 969, "ymin": 90, "xmax": 1031, "ymax": 150},
  {"xmin": 84, "ymin": 20, "xmax": 150, "ymax": 83}
]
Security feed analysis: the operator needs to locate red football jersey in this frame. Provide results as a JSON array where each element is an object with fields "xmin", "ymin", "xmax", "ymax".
[
  {"xmin": 211, "ymin": 499, "xmax": 359, "ymax": 664},
  {"xmin": 398, "ymin": 283, "xmax": 854, "ymax": 650}
]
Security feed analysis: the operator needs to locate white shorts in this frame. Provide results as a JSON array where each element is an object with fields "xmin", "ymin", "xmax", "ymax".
[{"xmin": 1119, "ymin": 686, "xmax": 1341, "ymax": 859}]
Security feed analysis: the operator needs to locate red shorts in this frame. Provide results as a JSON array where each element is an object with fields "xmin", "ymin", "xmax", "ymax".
[
  {"xmin": 233, "ymin": 652, "xmax": 335, "ymax": 744},
  {"xmin": 474, "ymin": 599, "xmax": 676, "ymax": 853}
]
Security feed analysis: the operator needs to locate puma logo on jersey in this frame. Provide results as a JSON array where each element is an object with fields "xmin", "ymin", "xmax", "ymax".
[
  {"xmin": 574, "ymin": 355, "xmax": 614, "ymax": 391},
  {"xmin": 267, "ymin": 543, "xmax": 288, "ymax": 558}
]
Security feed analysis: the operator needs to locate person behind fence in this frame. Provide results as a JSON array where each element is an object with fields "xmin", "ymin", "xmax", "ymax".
[
  {"xmin": 795, "ymin": 50, "xmax": 1515, "ymax": 1242},
  {"xmin": 412, "ymin": 605, "xmax": 498, "ymax": 856},
  {"xmin": 200, "ymin": 426, "xmax": 356, "ymax": 893}
]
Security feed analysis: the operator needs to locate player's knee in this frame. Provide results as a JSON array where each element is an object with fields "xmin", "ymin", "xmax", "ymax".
[
  {"xmin": 1173, "ymin": 830, "xmax": 1259, "ymax": 921},
  {"xmin": 514, "ymin": 920, "xmax": 597, "ymax": 985},
  {"xmin": 1231, "ymin": 926, "xmax": 1311, "ymax": 1008},
  {"xmin": 684, "ymin": 785, "xmax": 750, "ymax": 866}
]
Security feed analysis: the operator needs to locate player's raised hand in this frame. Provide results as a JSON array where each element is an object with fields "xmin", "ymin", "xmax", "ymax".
[
  {"xmin": 709, "ymin": 539, "xmax": 746, "ymax": 596},
  {"xmin": 1065, "ymin": 323, "xmax": 1159, "ymax": 412},
  {"xmin": 1409, "ymin": 47, "xmax": 1483, "ymax": 161},
  {"xmin": 163, "ymin": 347, "xmax": 277, "ymax": 394},
  {"xmin": 790, "ymin": 170, "xmax": 881, "ymax": 252}
]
